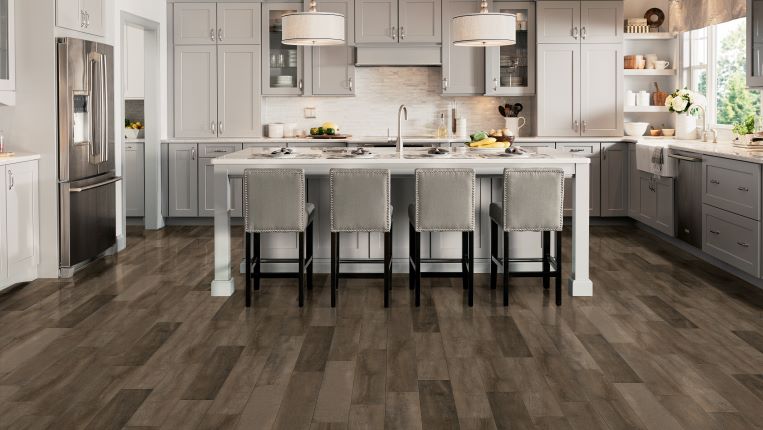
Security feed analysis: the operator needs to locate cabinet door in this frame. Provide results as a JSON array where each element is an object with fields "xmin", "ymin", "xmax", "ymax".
[
  {"xmin": 399, "ymin": 0, "xmax": 441, "ymax": 44},
  {"xmin": 355, "ymin": 0, "xmax": 397, "ymax": 43},
  {"xmin": 537, "ymin": 0, "xmax": 580, "ymax": 44},
  {"xmin": 124, "ymin": 24, "xmax": 145, "ymax": 99},
  {"xmin": 311, "ymin": 0, "xmax": 356, "ymax": 96},
  {"xmin": 174, "ymin": 3, "xmax": 217, "ymax": 45},
  {"xmin": 580, "ymin": 1, "xmax": 622, "ymax": 43},
  {"xmin": 558, "ymin": 143, "xmax": 600, "ymax": 217},
  {"xmin": 168, "ymin": 144, "xmax": 198, "ymax": 217},
  {"xmin": 537, "ymin": 44, "xmax": 580, "ymax": 136},
  {"xmin": 199, "ymin": 155, "xmax": 243, "ymax": 218},
  {"xmin": 580, "ymin": 43, "xmax": 622, "ymax": 137},
  {"xmin": 262, "ymin": 3, "xmax": 304, "ymax": 95},
  {"xmin": 638, "ymin": 172, "xmax": 657, "ymax": 222},
  {"xmin": 0, "ymin": 0, "xmax": 15, "ymax": 92},
  {"xmin": 174, "ymin": 45, "xmax": 217, "ymax": 138},
  {"xmin": 56, "ymin": 0, "xmax": 82, "ymax": 32},
  {"xmin": 124, "ymin": 143, "xmax": 145, "ymax": 217},
  {"xmin": 218, "ymin": 45, "xmax": 262, "ymax": 137},
  {"xmin": 6, "ymin": 161, "xmax": 39, "ymax": 270},
  {"xmin": 0, "ymin": 167, "xmax": 6, "ymax": 283},
  {"xmin": 655, "ymin": 177, "xmax": 675, "ymax": 236},
  {"xmin": 485, "ymin": 1, "xmax": 535, "ymax": 96},
  {"xmin": 627, "ymin": 145, "xmax": 639, "ymax": 218},
  {"xmin": 80, "ymin": 0, "xmax": 104, "ymax": 36},
  {"xmin": 442, "ymin": 0, "xmax": 484, "ymax": 95},
  {"xmin": 601, "ymin": 142, "xmax": 628, "ymax": 217},
  {"xmin": 217, "ymin": 3, "xmax": 261, "ymax": 45}
]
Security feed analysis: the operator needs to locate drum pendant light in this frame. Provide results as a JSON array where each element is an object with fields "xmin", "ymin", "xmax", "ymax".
[
  {"xmin": 452, "ymin": 0, "xmax": 516, "ymax": 46},
  {"xmin": 281, "ymin": 0, "xmax": 345, "ymax": 46}
]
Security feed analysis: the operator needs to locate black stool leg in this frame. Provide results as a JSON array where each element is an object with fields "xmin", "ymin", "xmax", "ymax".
[
  {"xmin": 245, "ymin": 232, "xmax": 251, "ymax": 307},
  {"xmin": 468, "ymin": 231, "xmax": 474, "ymax": 307},
  {"xmin": 331, "ymin": 232, "xmax": 338, "ymax": 308},
  {"xmin": 384, "ymin": 230, "xmax": 392, "ymax": 308},
  {"xmin": 461, "ymin": 232, "xmax": 469, "ymax": 290},
  {"xmin": 409, "ymin": 222, "xmax": 415, "ymax": 291},
  {"xmin": 490, "ymin": 220, "xmax": 498, "ymax": 290},
  {"xmin": 542, "ymin": 231, "xmax": 551, "ymax": 290},
  {"xmin": 307, "ymin": 222, "xmax": 314, "ymax": 290},
  {"xmin": 253, "ymin": 233, "xmax": 261, "ymax": 291},
  {"xmin": 298, "ymin": 231, "xmax": 305, "ymax": 307},
  {"xmin": 556, "ymin": 230, "xmax": 563, "ymax": 306},
  {"xmin": 415, "ymin": 231, "xmax": 421, "ymax": 307},
  {"xmin": 503, "ymin": 231, "xmax": 510, "ymax": 306}
]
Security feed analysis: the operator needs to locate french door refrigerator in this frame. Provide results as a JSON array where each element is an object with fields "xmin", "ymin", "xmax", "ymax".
[{"xmin": 57, "ymin": 37, "xmax": 120, "ymax": 275}]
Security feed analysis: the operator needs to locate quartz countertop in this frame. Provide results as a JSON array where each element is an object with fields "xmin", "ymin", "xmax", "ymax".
[
  {"xmin": 627, "ymin": 137, "xmax": 763, "ymax": 164},
  {"xmin": 0, "ymin": 152, "xmax": 41, "ymax": 167}
]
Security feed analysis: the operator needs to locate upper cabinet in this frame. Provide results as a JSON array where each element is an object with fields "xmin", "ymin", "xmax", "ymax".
[
  {"xmin": 309, "ymin": 0, "xmax": 356, "ymax": 96},
  {"xmin": 537, "ymin": 1, "xmax": 622, "ymax": 44},
  {"xmin": 748, "ymin": 0, "xmax": 763, "ymax": 87},
  {"xmin": 485, "ymin": 1, "xmax": 535, "ymax": 96},
  {"xmin": 0, "ymin": 0, "xmax": 15, "ymax": 104},
  {"xmin": 56, "ymin": 0, "xmax": 105, "ymax": 37},
  {"xmin": 174, "ymin": 3, "xmax": 261, "ymax": 45},
  {"xmin": 356, "ymin": 0, "xmax": 441, "ymax": 44},
  {"xmin": 442, "ymin": 0, "xmax": 484, "ymax": 95},
  {"xmin": 262, "ymin": 2, "xmax": 304, "ymax": 95},
  {"xmin": 124, "ymin": 23, "xmax": 144, "ymax": 99}
]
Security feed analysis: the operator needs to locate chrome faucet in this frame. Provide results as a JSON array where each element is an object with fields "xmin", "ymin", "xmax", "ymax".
[
  {"xmin": 397, "ymin": 104, "xmax": 408, "ymax": 158},
  {"xmin": 693, "ymin": 105, "xmax": 708, "ymax": 141}
]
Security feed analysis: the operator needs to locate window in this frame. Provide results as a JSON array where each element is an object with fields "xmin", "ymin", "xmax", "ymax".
[{"xmin": 682, "ymin": 18, "xmax": 761, "ymax": 128}]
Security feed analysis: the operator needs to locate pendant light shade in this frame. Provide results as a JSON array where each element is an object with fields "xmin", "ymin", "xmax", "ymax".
[
  {"xmin": 452, "ymin": 0, "xmax": 516, "ymax": 46},
  {"xmin": 282, "ymin": 0, "xmax": 345, "ymax": 46}
]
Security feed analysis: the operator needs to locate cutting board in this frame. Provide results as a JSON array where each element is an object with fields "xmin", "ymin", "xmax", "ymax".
[{"xmin": 310, "ymin": 135, "xmax": 351, "ymax": 139}]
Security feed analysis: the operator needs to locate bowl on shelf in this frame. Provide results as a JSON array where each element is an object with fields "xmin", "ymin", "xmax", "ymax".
[
  {"xmin": 624, "ymin": 122, "xmax": 650, "ymax": 137},
  {"xmin": 662, "ymin": 128, "xmax": 675, "ymax": 137}
]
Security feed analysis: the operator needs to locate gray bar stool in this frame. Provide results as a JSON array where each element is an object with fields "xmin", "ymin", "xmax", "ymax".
[
  {"xmin": 489, "ymin": 168, "xmax": 564, "ymax": 306},
  {"xmin": 409, "ymin": 168, "xmax": 476, "ymax": 307},
  {"xmin": 330, "ymin": 169, "xmax": 393, "ymax": 308},
  {"xmin": 243, "ymin": 168, "xmax": 315, "ymax": 308}
]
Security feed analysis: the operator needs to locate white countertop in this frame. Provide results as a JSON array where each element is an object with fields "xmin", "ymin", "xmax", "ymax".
[
  {"xmin": 629, "ymin": 137, "xmax": 763, "ymax": 164},
  {"xmin": 0, "ymin": 152, "xmax": 40, "ymax": 166}
]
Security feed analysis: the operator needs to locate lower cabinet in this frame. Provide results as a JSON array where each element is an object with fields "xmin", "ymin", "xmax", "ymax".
[
  {"xmin": 168, "ymin": 143, "xmax": 199, "ymax": 217},
  {"xmin": 556, "ymin": 142, "xmax": 601, "ymax": 217},
  {"xmin": 1, "ymin": 160, "xmax": 40, "ymax": 290},
  {"xmin": 124, "ymin": 142, "xmax": 145, "ymax": 217},
  {"xmin": 702, "ymin": 203, "xmax": 760, "ymax": 276},
  {"xmin": 636, "ymin": 171, "xmax": 674, "ymax": 236},
  {"xmin": 601, "ymin": 142, "xmax": 628, "ymax": 216},
  {"xmin": 199, "ymin": 155, "xmax": 243, "ymax": 217}
]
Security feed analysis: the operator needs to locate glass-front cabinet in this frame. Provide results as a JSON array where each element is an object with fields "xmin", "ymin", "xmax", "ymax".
[
  {"xmin": 485, "ymin": 1, "xmax": 535, "ymax": 96},
  {"xmin": 0, "ymin": 0, "xmax": 15, "ymax": 96},
  {"xmin": 262, "ymin": 2, "xmax": 304, "ymax": 95},
  {"xmin": 748, "ymin": 0, "xmax": 763, "ymax": 87}
]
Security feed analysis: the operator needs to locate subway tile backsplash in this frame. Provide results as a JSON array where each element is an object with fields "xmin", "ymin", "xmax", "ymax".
[{"xmin": 263, "ymin": 67, "xmax": 535, "ymax": 137}]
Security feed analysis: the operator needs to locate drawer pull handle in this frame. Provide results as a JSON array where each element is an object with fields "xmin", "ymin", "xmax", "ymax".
[
  {"xmin": 213, "ymin": 149, "xmax": 228, "ymax": 153},
  {"xmin": 709, "ymin": 230, "xmax": 720, "ymax": 235},
  {"xmin": 738, "ymin": 186, "xmax": 749, "ymax": 192},
  {"xmin": 710, "ymin": 179, "xmax": 720, "ymax": 184},
  {"xmin": 570, "ymin": 148, "xmax": 585, "ymax": 152},
  {"xmin": 737, "ymin": 241, "xmax": 750, "ymax": 247}
]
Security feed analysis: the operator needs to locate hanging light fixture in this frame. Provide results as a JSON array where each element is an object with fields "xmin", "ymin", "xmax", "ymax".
[
  {"xmin": 452, "ymin": 0, "xmax": 516, "ymax": 46},
  {"xmin": 281, "ymin": 0, "xmax": 345, "ymax": 46}
]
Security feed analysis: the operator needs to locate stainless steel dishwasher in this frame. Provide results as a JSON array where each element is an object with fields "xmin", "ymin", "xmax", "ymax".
[{"xmin": 669, "ymin": 151, "xmax": 703, "ymax": 247}]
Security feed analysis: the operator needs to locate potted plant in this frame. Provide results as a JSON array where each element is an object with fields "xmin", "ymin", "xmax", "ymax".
[
  {"xmin": 664, "ymin": 88, "xmax": 705, "ymax": 140},
  {"xmin": 732, "ymin": 115, "xmax": 758, "ymax": 145},
  {"xmin": 125, "ymin": 119, "xmax": 144, "ymax": 139}
]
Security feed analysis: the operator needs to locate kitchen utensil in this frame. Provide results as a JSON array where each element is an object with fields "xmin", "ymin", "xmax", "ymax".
[
  {"xmin": 651, "ymin": 82, "xmax": 668, "ymax": 106},
  {"xmin": 645, "ymin": 54, "xmax": 658, "ymax": 69},
  {"xmin": 644, "ymin": 8, "xmax": 665, "ymax": 30},
  {"xmin": 511, "ymin": 103, "xmax": 523, "ymax": 117},
  {"xmin": 654, "ymin": 60, "xmax": 670, "ymax": 70},
  {"xmin": 267, "ymin": 123, "xmax": 285, "ymax": 138},
  {"xmin": 624, "ymin": 122, "xmax": 649, "ymax": 136},
  {"xmin": 498, "ymin": 105, "xmax": 507, "ymax": 117}
]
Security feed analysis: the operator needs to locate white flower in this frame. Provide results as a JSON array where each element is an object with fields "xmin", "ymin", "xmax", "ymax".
[
  {"xmin": 672, "ymin": 97, "xmax": 689, "ymax": 112},
  {"xmin": 664, "ymin": 95, "xmax": 673, "ymax": 108}
]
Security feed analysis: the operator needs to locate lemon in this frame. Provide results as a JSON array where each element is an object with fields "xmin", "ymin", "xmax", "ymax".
[{"xmin": 321, "ymin": 122, "xmax": 339, "ymax": 132}]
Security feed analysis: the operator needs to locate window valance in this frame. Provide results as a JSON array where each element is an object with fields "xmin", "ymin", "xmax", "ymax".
[{"xmin": 669, "ymin": 0, "xmax": 746, "ymax": 33}]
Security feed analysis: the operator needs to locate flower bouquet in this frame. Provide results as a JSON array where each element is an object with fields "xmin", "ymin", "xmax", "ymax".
[{"xmin": 664, "ymin": 89, "xmax": 706, "ymax": 139}]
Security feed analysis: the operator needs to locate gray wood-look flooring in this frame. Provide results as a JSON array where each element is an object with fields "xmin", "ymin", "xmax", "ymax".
[{"xmin": 1, "ymin": 224, "xmax": 762, "ymax": 429}]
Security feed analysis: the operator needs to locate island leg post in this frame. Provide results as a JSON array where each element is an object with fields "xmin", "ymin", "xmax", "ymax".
[
  {"xmin": 212, "ymin": 166, "xmax": 235, "ymax": 296},
  {"xmin": 569, "ymin": 162, "xmax": 593, "ymax": 296}
]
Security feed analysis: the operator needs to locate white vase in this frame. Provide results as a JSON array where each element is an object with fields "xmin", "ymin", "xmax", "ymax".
[{"xmin": 674, "ymin": 113, "xmax": 698, "ymax": 140}]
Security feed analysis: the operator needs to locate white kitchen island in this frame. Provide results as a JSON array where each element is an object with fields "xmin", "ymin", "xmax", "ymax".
[{"xmin": 210, "ymin": 146, "xmax": 594, "ymax": 298}]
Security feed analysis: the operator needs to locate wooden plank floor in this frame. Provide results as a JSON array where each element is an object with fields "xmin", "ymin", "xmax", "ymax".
[{"xmin": 1, "ymin": 224, "xmax": 762, "ymax": 429}]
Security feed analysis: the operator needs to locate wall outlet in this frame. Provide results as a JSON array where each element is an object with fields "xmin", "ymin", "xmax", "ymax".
[{"xmin": 304, "ymin": 107, "xmax": 316, "ymax": 118}]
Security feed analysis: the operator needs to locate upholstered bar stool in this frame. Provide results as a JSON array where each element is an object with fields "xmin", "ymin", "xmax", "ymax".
[
  {"xmin": 330, "ymin": 169, "xmax": 393, "ymax": 308},
  {"xmin": 409, "ymin": 168, "xmax": 476, "ymax": 307},
  {"xmin": 243, "ymin": 168, "xmax": 315, "ymax": 308},
  {"xmin": 489, "ymin": 168, "xmax": 564, "ymax": 306}
]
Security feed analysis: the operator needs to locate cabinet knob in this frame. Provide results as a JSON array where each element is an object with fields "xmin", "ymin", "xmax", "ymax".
[
  {"xmin": 211, "ymin": 121, "xmax": 216, "ymax": 135},
  {"xmin": 710, "ymin": 229, "xmax": 720, "ymax": 235},
  {"xmin": 298, "ymin": 79, "xmax": 304, "ymax": 91},
  {"xmin": 218, "ymin": 28, "xmax": 224, "ymax": 42},
  {"xmin": 219, "ymin": 122, "xmax": 224, "ymax": 135},
  {"xmin": 493, "ymin": 77, "xmax": 498, "ymax": 92},
  {"xmin": 191, "ymin": 147, "xmax": 196, "ymax": 161},
  {"xmin": 573, "ymin": 120, "xmax": 579, "ymax": 132},
  {"xmin": 738, "ymin": 186, "xmax": 749, "ymax": 192},
  {"xmin": 348, "ymin": 77, "xmax": 353, "ymax": 92},
  {"xmin": 210, "ymin": 29, "xmax": 216, "ymax": 42},
  {"xmin": 738, "ymin": 241, "xmax": 750, "ymax": 247},
  {"xmin": 581, "ymin": 26, "xmax": 587, "ymax": 40},
  {"xmin": 7, "ymin": 170, "xmax": 12, "ymax": 190},
  {"xmin": 710, "ymin": 179, "xmax": 720, "ymax": 184},
  {"xmin": 573, "ymin": 26, "xmax": 579, "ymax": 39},
  {"xmin": 582, "ymin": 120, "xmax": 587, "ymax": 133},
  {"xmin": 400, "ymin": 27, "xmax": 405, "ymax": 40},
  {"xmin": 442, "ymin": 77, "xmax": 448, "ymax": 91},
  {"xmin": 391, "ymin": 26, "xmax": 397, "ymax": 40}
]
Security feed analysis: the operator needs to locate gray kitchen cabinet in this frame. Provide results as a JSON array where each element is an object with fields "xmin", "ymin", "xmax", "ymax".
[
  {"xmin": 0, "ymin": 160, "xmax": 40, "ymax": 290},
  {"xmin": 557, "ymin": 143, "xmax": 601, "ymax": 217},
  {"xmin": 124, "ymin": 24, "xmax": 145, "ymax": 100},
  {"xmin": 124, "ymin": 142, "xmax": 145, "ymax": 217},
  {"xmin": 601, "ymin": 142, "xmax": 628, "ymax": 217},
  {"xmin": 174, "ymin": 45, "xmax": 217, "ymax": 138},
  {"xmin": 162, "ymin": 143, "xmax": 169, "ymax": 217},
  {"xmin": 580, "ymin": 43, "xmax": 623, "ymax": 137},
  {"xmin": 355, "ymin": 0, "xmax": 439, "ymax": 44},
  {"xmin": 0, "ymin": 167, "xmax": 5, "ymax": 282},
  {"xmin": 217, "ymin": 3, "xmax": 261, "ymax": 45},
  {"xmin": 218, "ymin": 44, "xmax": 263, "ymax": 137},
  {"xmin": 702, "ymin": 203, "xmax": 760, "ymax": 277},
  {"xmin": 580, "ymin": 1, "xmax": 623, "ymax": 43},
  {"xmin": 627, "ymin": 145, "xmax": 638, "ymax": 218},
  {"xmin": 637, "ymin": 171, "xmax": 674, "ymax": 236},
  {"xmin": 262, "ymin": 2, "xmax": 305, "ymax": 95},
  {"xmin": 537, "ymin": 1, "xmax": 580, "ymax": 44},
  {"xmin": 168, "ymin": 143, "xmax": 199, "ymax": 217},
  {"xmin": 199, "ymin": 156, "xmax": 243, "ymax": 218},
  {"xmin": 174, "ymin": 3, "xmax": 218, "ymax": 45},
  {"xmin": 56, "ymin": 0, "xmax": 104, "ymax": 36},
  {"xmin": 747, "ymin": 0, "xmax": 763, "ymax": 87},
  {"xmin": 356, "ymin": 0, "xmax": 397, "ymax": 43},
  {"xmin": 309, "ymin": 0, "xmax": 356, "ymax": 96},
  {"xmin": 702, "ymin": 155, "xmax": 761, "ymax": 220},
  {"xmin": 537, "ymin": 44, "xmax": 579, "ymax": 136},
  {"xmin": 442, "ymin": 0, "xmax": 485, "ymax": 95},
  {"xmin": 485, "ymin": 1, "xmax": 536, "ymax": 96},
  {"xmin": 398, "ymin": 0, "xmax": 441, "ymax": 43}
]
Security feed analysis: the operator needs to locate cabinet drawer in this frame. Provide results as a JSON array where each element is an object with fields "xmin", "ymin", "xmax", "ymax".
[
  {"xmin": 702, "ymin": 204, "xmax": 760, "ymax": 277},
  {"xmin": 555, "ymin": 142, "xmax": 601, "ymax": 156},
  {"xmin": 199, "ymin": 143, "xmax": 243, "ymax": 158},
  {"xmin": 702, "ymin": 156, "xmax": 760, "ymax": 220}
]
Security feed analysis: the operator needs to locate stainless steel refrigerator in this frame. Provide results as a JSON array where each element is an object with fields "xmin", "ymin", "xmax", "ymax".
[{"xmin": 57, "ymin": 37, "xmax": 121, "ymax": 275}]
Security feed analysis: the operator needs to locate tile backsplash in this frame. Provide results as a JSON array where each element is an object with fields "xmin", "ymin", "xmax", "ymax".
[
  {"xmin": 263, "ymin": 67, "xmax": 535, "ymax": 137},
  {"xmin": 125, "ymin": 99, "xmax": 145, "ymax": 125}
]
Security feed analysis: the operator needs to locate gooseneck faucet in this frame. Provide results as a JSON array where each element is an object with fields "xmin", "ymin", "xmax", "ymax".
[{"xmin": 397, "ymin": 104, "xmax": 408, "ymax": 158}]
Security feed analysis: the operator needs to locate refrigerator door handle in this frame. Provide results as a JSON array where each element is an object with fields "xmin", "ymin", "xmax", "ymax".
[
  {"xmin": 69, "ymin": 177, "xmax": 122, "ymax": 193},
  {"xmin": 99, "ymin": 53, "xmax": 108, "ymax": 163},
  {"xmin": 88, "ymin": 52, "xmax": 109, "ymax": 165}
]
